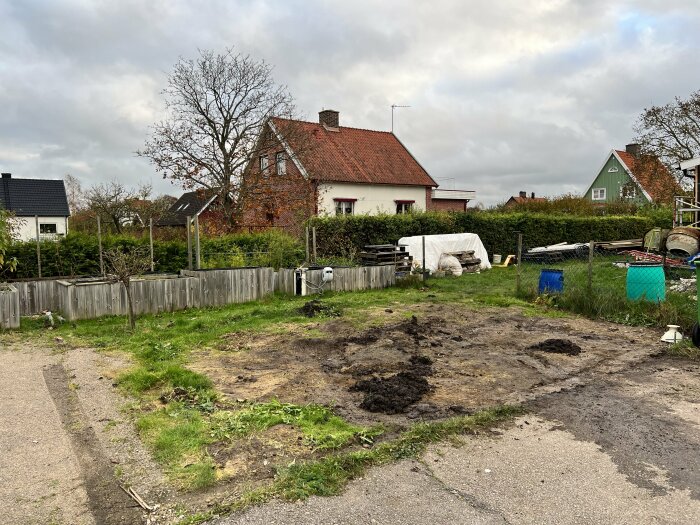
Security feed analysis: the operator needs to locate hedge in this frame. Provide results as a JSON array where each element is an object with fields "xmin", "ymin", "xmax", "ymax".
[
  {"xmin": 6, "ymin": 230, "xmax": 304, "ymax": 279},
  {"xmin": 308, "ymin": 212, "xmax": 658, "ymax": 258}
]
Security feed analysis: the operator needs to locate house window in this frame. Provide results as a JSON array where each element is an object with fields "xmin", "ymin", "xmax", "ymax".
[
  {"xmin": 39, "ymin": 223, "xmax": 57, "ymax": 234},
  {"xmin": 335, "ymin": 199, "xmax": 355, "ymax": 216},
  {"xmin": 395, "ymin": 201, "xmax": 414, "ymax": 214},
  {"xmin": 592, "ymin": 188, "xmax": 606, "ymax": 201},
  {"xmin": 259, "ymin": 155, "xmax": 269, "ymax": 172},
  {"xmin": 276, "ymin": 152, "xmax": 286, "ymax": 175}
]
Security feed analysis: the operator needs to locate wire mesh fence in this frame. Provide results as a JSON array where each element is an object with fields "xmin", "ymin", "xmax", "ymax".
[{"xmin": 514, "ymin": 234, "xmax": 697, "ymax": 328}]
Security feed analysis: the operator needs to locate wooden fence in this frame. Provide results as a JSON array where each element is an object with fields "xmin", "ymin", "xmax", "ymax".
[
  {"xmin": 3, "ymin": 265, "xmax": 396, "ymax": 323},
  {"xmin": 0, "ymin": 284, "xmax": 20, "ymax": 329}
]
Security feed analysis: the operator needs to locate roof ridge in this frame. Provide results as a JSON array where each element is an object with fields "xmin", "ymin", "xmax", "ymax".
[{"xmin": 272, "ymin": 116, "xmax": 392, "ymax": 134}]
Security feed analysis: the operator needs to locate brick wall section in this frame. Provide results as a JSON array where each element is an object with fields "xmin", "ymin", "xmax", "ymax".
[
  {"xmin": 239, "ymin": 137, "xmax": 317, "ymax": 236},
  {"xmin": 425, "ymin": 187, "xmax": 432, "ymax": 210},
  {"xmin": 431, "ymin": 198, "xmax": 468, "ymax": 212}
]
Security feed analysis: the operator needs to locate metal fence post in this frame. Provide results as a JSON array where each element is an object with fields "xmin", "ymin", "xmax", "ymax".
[
  {"xmin": 422, "ymin": 235, "xmax": 427, "ymax": 281},
  {"xmin": 516, "ymin": 232, "xmax": 523, "ymax": 294},
  {"xmin": 305, "ymin": 227, "xmax": 310, "ymax": 264},
  {"xmin": 194, "ymin": 214, "xmax": 201, "ymax": 270},
  {"xmin": 35, "ymin": 215, "xmax": 42, "ymax": 279},
  {"xmin": 312, "ymin": 227, "xmax": 317, "ymax": 264},
  {"xmin": 588, "ymin": 240, "xmax": 594, "ymax": 293},
  {"xmin": 149, "ymin": 218, "xmax": 155, "ymax": 272},
  {"xmin": 186, "ymin": 216, "xmax": 193, "ymax": 270},
  {"xmin": 96, "ymin": 215, "xmax": 104, "ymax": 276}
]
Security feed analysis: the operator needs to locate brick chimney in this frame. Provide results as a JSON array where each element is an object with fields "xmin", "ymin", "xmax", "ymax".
[
  {"xmin": 531, "ymin": 192, "xmax": 535, "ymax": 199},
  {"xmin": 319, "ymin": 109, "xmax": 339, "ymax": 128},
  {"xmin": 625, "ymin": 143, "xmax": 641, "ymax": 158},
  {"xmin": 1, "ymin": 173, "xmax": 11, "ymax": 179},
  {"xmin": 519, "ymin": 191, "xmax": 527, "ymax": 198}
]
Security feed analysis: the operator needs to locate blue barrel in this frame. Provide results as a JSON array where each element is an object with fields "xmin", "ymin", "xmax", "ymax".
[
  {"xmin": 626, "ymin": 263, "xmax": 665, "ymax": 302},
  {"xmin": 539, "ymin": 269, "xmax": 564, "ymax": 294}
]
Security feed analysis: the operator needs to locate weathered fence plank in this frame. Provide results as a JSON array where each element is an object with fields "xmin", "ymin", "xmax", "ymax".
[{"xmin": 0, "ymin": 284, "xmax": 20, "ymax": 329}]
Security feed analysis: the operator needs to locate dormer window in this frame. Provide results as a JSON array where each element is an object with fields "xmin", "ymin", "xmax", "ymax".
[{"xmin": 276, "ymin": 152, "xmax": 286, "ymax": 175}]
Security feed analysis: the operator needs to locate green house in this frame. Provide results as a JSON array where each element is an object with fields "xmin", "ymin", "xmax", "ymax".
[{"xmin": 584, "ymin": 144, "xmax": 652, "ymax": 204}]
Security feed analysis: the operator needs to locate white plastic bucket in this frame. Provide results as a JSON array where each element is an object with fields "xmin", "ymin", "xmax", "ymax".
[{"xmin": 493, "ymin": 254, "xmax": 502, "ymax": 264}]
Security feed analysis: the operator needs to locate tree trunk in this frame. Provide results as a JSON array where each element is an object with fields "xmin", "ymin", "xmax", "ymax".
[{"xmin": 124, "ymin": 280, "xmax": 135, "ymax": 330}]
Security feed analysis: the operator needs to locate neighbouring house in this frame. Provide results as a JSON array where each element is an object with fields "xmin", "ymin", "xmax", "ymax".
[
  {"xmin": 584, "ymin": 144, "xmax": 679, "ymax": 205},
  {"xmin": 239, "ymin": 109, "xmax": 474, "ymax": 232},
  {"xmin": 504, "ymin": 191, "xmax": 546, "ymax": 207},
  {"xmin": 156, "ymin": 190, "xmax": 218, "ymax": 228},
  {"xmin": 0, "ymin": 173, "xmax": 70, "ymax": 241}
]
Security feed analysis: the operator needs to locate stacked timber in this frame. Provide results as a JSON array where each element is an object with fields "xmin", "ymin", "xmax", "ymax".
[
  {"xmin": 445, "ymin": 251, "xmax": 482, "ymax": 273},
  {"xmin": 360, "ymin": 244, "xmax": 413, "ymax": 272}
]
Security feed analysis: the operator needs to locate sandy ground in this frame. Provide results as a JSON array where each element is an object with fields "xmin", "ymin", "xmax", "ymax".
[
  {"xmin": 215, "ymin": 356, "xmax": 700, "ymax": 525},
  {"xmin": 0, "ymin": 340, "xmax": 172, "ymax": 525}
]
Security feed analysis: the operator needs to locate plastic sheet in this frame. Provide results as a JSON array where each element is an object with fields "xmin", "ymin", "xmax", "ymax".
[{"xmin": 398, "ymin": 233, "xmax": 491, "ymax": 272}]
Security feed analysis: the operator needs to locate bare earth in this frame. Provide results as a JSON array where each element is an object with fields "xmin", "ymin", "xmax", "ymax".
[{"xmin": 2, "ymin": 303, "xmax": 699, "ymax": 524}]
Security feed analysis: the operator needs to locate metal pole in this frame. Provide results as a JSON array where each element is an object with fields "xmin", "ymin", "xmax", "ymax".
[
  {"xmin": 194, "ymin": 215, "xmax": 201, "ymax": 270},
  {"xmin": 312, "ymin": 227, "xmax": 317, "ymax": 264},
  {"xmin": 305, "ymin": 227, "xmax": 310, "ymax": 264},
  {"xmin": 97, "ymin": 215, "xmax": 104, "ymax": 276},
  {"xmin": 516, "ymin": 232, "xmax": 523, "ymax": 293},
  {"xmin": 35, "ymin": 215, "xmax": 42, "ymax": 279},
  {"xmin": 588, "ymin": 240, "xmax": 594, "ymax": 293},
  {"xmin": 149, "ymin": 218, "xmax": 155, "ymax": 272},
  {"xmin": 186, "ymin": 216, "xmax": 193, "ymax": 270},
  {"xmin": 422, "ymin": 235, "xmax": 426, "ymax": 281}
]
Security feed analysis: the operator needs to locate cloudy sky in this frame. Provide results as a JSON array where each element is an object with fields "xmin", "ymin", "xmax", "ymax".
[{"xmin": 1, "ymin": 0, "xmax": 699, "ymax": 206}]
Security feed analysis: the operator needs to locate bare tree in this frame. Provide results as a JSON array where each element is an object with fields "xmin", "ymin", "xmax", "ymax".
[
  {"xmin": 103, "ymin": 247, "xmax": 151, "ymax": 329},
  {"xmin": 64, "ymin": 174, "xmax": 86, "ymax": 214},
  {"xmin": 138, "ymin": 48, "xmax": 298, "ymax": 230},
  {"xmin": 635, "ymin": 90, "xmax": 700, "ymax": 183},
  {"xmin": 85, "ymin": 181, "xmax": 152, "ymax": 233}
]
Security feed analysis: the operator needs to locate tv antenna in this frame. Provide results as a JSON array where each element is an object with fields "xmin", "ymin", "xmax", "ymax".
[{"xmin": 391, "ymin": 104, "xmax": 411, "ymax": 133}]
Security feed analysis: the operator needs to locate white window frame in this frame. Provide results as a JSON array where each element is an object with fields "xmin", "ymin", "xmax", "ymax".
[
  {"xmin": 276, "ymin": 151, "xmax": 286, "ymax": 175},
  {"xmin": 259, "ymin": 155, "xmax": 269, "ymax": 172},
  {"xmin": 335, "ymin": 200, "xmax": 354, "ymax": 216},
  {"xmin": 39, "ymin": 223, "xmax": 57, "ymax": 234},
  {"xmin": 592, "ymin": 188, "xmax": 606, "ymax": 201},
  {"xmin": 620, "ymin": 184, "xmax": 637, "ymax": 199}
]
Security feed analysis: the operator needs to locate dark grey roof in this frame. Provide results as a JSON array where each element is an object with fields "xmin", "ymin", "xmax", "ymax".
[
  {"xmin": 0, "ymin": 175, "xmax": 70, "ymax": 217},
  {"xmin": 156, "ymin": 190, "xmax": 216, "ymax": 226}
]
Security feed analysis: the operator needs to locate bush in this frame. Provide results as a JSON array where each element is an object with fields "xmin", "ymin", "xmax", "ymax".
[
  {"xmin": 6, "ymin": 230, "xmax": 304, "ymax": 279},
  {"xmin": 308, "ymin": 211, "xmax": 658, "ymax": 259}
]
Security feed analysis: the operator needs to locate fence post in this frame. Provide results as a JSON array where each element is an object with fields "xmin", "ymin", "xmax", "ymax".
[
  {"xmin": 588, "ymin": 240, "xmax": 594, "ymax": 293},
  {"xmin": 97, "ymin": 215, "xmax": 104, "ymax": 276},
  {"xmin": 305, "ymin": 227, "xmax": 310, "ymax": 264},
  {"xmin": 35, "ymin": 215, "xmax": 42, "ymax": 279},
  {"xmin": 194, "ymin": 214, "xmax": 201, "ymax": 270},
  {"xmin": 515, "ymin": 232, "xmax": 523, "ymax": 294},
  {"xmin": 312, "ymin": 227, "xmax": 317, "ymax": 264},
  {"xmin": 186, "ymin": 216, "xmax": 193, "ymax": 270},
  {"xmin": 149, "ymin": 218, "xmax": 155, "ymax": 272},
  {"xmin": 422, "ymin": 235, "xmax": 427, "ymax": 281}
]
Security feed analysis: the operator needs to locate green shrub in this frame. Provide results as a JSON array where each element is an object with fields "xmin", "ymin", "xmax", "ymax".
[{"xmin": 308, "ymin": 212, "xmax": 657, "ymax": 260}]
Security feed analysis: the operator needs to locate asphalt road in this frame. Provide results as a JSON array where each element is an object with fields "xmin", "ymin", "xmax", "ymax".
[{"xmin": 214, "ymin": 356, "xmax": 700, "ymax": 525}]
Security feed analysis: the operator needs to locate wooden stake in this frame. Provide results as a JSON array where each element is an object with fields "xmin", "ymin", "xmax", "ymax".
[
  {"xmin": 35, "ymin": 215, "xmax": 41, "ymax": 279},
  {"xmin": 186, "ymin": 216, "xmax": 193, "ymax": 270},
  {"xmin": 149, "ymin": 218, "xmax": 154, "ymax": 272},
  {"xmin": 97, "ymin": 215, "xmax": 104, "ymax": 276}
]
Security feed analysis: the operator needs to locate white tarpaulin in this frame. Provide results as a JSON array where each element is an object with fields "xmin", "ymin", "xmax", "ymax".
[{"xmin": 398, "ymin": 233, "xmax": 492, "ymax": 272}]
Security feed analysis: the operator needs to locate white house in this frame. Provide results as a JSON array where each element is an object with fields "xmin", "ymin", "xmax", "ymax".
[{"xmin": 1, "ymin": 173, "xmax": 70, "ymax": 241}]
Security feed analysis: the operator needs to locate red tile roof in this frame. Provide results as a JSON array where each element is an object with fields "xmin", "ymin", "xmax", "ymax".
[
  {"xmin": 271, "ymin": 117, "xmax": 437, "ymax": 187},
  {"xmin": 615, "ymin": 150, "xmax": 679, "ymax": 203},
  {"xmin": 507, "ymin": 196, "xmax": 547, "ymax": 205}
]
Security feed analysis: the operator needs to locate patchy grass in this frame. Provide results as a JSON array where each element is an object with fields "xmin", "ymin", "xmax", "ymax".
[
  {"xmin": 666, "ymin": 339, "xmax": 700, "ymax": 360},
  {"xmin": 181, "ymin": 405, "xmax": 522, "ymax": 524},
  {"xmin": 211, "ymin": 400, "xmax": 383, "ymax": 450}
]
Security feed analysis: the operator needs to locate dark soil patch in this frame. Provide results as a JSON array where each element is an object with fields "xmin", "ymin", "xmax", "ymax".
[
  {"xmin": 528, "ymin": 339, "xmax": 582, "ymax": 356},
  {"xmin": 350, "ymin": 371, "xmax": 433, "ymax": 414},
  {"xmin": 298, "ymin": 299, "xmax": 341, "ymax": 318},
  {"xmin": 350, "ymin": 354, "xmax": 434, "ymax": 414}
]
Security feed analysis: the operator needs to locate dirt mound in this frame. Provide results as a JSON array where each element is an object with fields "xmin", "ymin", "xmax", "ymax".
[
  {"xmin": 350, "ymin": 354, "xmax": 434, "ymax": 414},
  {"xmin": 350, "ymin": 371, "xmax": 432, "ymax": 414},
  {"xmin": 528, "ymin": 339, "xmax": 582, "ymax": 356},
  {"xmin": 298, "ymin": 300, "xmax": 340, "ymax": 318}
]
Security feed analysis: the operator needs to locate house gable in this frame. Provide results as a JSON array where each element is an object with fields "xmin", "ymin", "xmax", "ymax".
[{"xmin": 584, "ymin": 151, "xmax": 649, "ymax": 204}]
